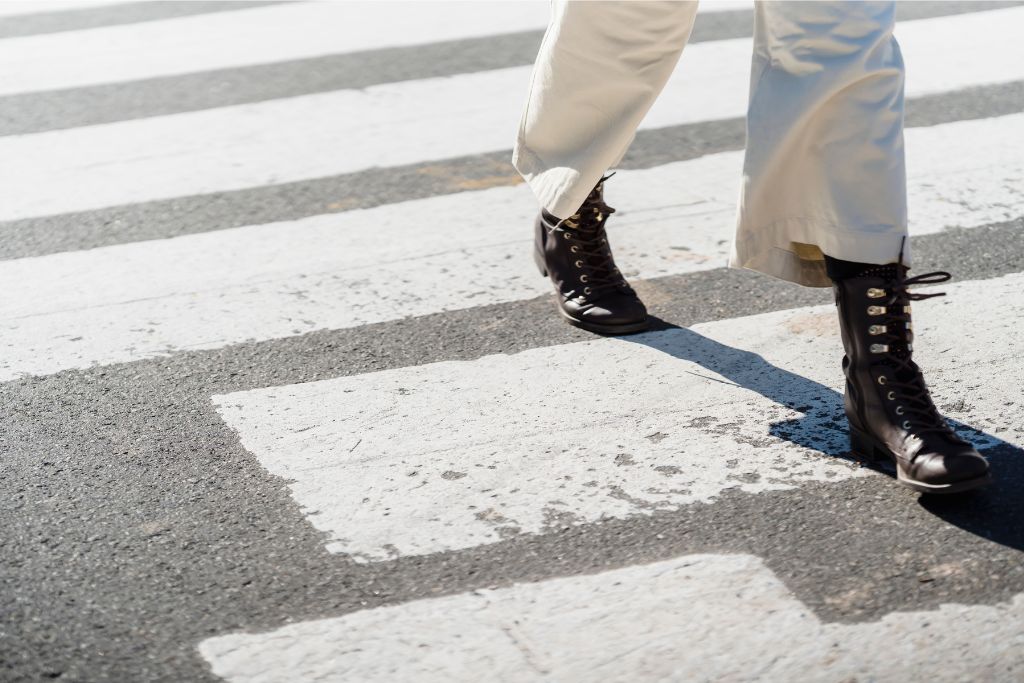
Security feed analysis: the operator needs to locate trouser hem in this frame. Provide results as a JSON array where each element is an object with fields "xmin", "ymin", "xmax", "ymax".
[{"xmin": 729, "ymin": 216, "xmax": 910, "ymax": 288}]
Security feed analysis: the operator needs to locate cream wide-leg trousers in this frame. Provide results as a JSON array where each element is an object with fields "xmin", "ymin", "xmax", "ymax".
[{"xmin": 512, "ymin": 1, "xmax": 910, "ymax": 287}]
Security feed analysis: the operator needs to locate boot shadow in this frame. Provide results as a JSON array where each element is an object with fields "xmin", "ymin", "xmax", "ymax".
[{"xmin": 620, "ymin": 316, "xmax": 1024, "ymax": 549}]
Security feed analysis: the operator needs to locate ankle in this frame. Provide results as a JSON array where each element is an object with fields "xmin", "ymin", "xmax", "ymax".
[
  {"xmin": 541, "ymin": 208, "xmax": 564, "ymax": 224},
  {"xmin": 824, "ymin": 255, "xmax": 905, "ymax": 282},
  {"xmin": 825, "ymin": 255, "xmax": 877, "ymax": 281}
]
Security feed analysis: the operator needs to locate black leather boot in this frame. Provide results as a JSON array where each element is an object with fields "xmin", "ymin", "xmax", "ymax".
[
  {"xmin": 833, "ymin": 260, "xmax": 991, "ymax": 494},
  {"xmin": 533, "ymin": 174, "xmax": 649, "ymax": 334}
]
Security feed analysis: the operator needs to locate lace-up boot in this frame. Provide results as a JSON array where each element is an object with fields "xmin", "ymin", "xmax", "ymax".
[
  {"xmin": 533, "ymin": 174, "xmax": 649, "ymax": 334},
  {"xmin": 833, "ymin": 262, "xmax": 991, "ymax": 494}
]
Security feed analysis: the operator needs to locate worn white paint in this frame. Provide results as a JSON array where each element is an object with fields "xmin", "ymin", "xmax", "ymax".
[
  {"xmin": 2, "ymin": 7, "xmax": 1022, "ymax": 221},
  {"xmin": 1, "ymin": 113, "xmax": 1021, "ymax": 381},
  {"xmin": 0, "ymin": 2, "xmax": 550, "ymax": 96},
  {"xmin": 211, "ymin": 273, "xmax": 1021, "ymax": 563},
  {"xmin": 200, "ymin": 552, "xmax": 1024, "ymax": 682}
]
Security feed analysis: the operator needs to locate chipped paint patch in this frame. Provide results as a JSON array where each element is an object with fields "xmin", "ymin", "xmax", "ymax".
[
  {"xmin": 213, "ymin": 273, "xmax": 1022, "ymax": 562},
  {"xmin": 324, "ymin": 198, "xmax": 362, "ymax": 212},
  {"xmin": 784, "ymin": 310, "xmax": 839, "ymax": 337},
  {"xmin": 455, "ymin": 174, "xmax": 523, "ymax": 191}
]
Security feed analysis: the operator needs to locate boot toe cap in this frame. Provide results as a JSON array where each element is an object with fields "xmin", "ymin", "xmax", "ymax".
[
  {"xmin": 579, "ymin": 295, "xmax": 647, "ymax": 326},
  {"xmin": 914, "ymin": 447, "xmax": 990, "ymax": 486},
  {"xmin": 562, "ymin": 293, "xmax": 649, "ymax": 334}
]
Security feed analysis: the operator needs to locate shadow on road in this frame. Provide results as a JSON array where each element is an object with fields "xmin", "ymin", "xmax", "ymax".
[{"xmin": 619, "ymin": 315, "xmax": 1024, "ymax": 551}]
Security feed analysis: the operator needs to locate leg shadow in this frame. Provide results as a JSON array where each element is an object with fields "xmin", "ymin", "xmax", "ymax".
[{"xmin": 620, "ymin": 316, "xmax": 1024, "ymax": 550}]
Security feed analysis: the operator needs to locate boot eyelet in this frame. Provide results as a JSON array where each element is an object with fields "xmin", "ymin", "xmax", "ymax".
[
  {"xmin": 580, "ymin": 275, "xmax": 589, "ymax": 283},
  {"xmin": 895, "ymin": 406, "xmax": 905, "ymax": 415},
  {"xmin": 868, "ymin": 325, "xmax": 886, "ymax": 335},
  {"xmin": 877, "ymin": 376, "xmax": 887, "ymax": 385},
  {"xmin": 574, "ymin": 260, "xmax": 583, "ymax": 268},
  {"xmin": 562, "ymin": 232, "xmax": 572, "ymax": 240},
  {"xmin": 869, "ymin": 343, "xmax": 889, "ymax": 354},
  {"xmin": 570, "ymin": 246, "xmax": 579, "ymax": 253},
  {"xmin": 867, "ymin": 288, "xmax": 886, "ymax": 298},
  {"xmin": 583, "ymin": 287, "xmax": 592, "ymax": 295},
  {"xmin": 887, "ymin": 390, "xmax": 895, "ymax": 400},
  {"xmin": 902, "ymin": 420, "xmax": 911, "ymax": 430},
  {"xmin": 867, "ymin": 306, "xmax": 886, "ymax": 316}
]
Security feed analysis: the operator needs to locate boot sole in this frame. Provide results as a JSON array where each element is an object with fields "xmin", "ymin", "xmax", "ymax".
[
  {"xmin": 534, "ymin": 246, "xmax": 651, "ymax": 335},
  {"xmin": 850, "ymin": 428, "xmax": 992, "ymax": 495}
]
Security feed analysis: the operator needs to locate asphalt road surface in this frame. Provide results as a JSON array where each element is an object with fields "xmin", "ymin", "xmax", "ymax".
[{"xmin": 2, "ymin": 1, "xmax": 1024, "ymax": 681}]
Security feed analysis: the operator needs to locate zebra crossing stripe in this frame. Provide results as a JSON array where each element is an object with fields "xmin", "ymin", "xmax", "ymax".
[
  {"xmin": 199, "ymin": 551, "xmax": 1024, "ymax": 682},
  {"xmin": 0, "ymin": 1, "xmax": 552, "ymax": 96},
  {"xmin": 0, "ymin": 0, "xmax": 755, "ymax": 98},
  {"xmin": 0, "ymin": 112, "xmax": 1020, "ymax": 381},
  {"xmin": 1, "ymin": 6, "xmax": 1021, "ymax": 222},
  {"xmin": 0, "ymin": 1, "xmax": 118, "ymax": 18},
  {"xmin": 211, "ymin": 272, "xmax": 1021, "ymax": 563}
]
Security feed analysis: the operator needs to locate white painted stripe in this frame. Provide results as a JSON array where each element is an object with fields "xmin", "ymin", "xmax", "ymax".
[
  {"xmin": 1, "ymin": 7, "xmax": 1022, "ymax": 221},
  {"xmin": 1, "ymin": 113, "xmax": 1021, "ymax": 381},
  {"xmin": 697, "ymin": 0, "xmax": 750, "ymax": 10},
  {"xmin": 0, "ymin": 2, "xmax": 550, "ymax": 96},
  {"xmin": 0, "ymin": 1, "xmax": 744, "ymax": 94},
  {"xmin": 0, "ymin": 0, "xmax": 749, "ymax": 95},
  {"xmin": 0, "ymin": 1, "xmax": 118, "ymax": 18},
  {"xmin": 211, "ymin": 273, "xmax": 1020, "ymax": 563},
  {"xmin": 200, "ymin": 553, "xmax": 1024, "ymax": 682}
]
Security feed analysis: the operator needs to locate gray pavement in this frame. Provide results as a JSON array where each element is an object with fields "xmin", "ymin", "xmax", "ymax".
[{"xmin": 1, "ymin": 2, "xmax": 1023, "ymax": 682}]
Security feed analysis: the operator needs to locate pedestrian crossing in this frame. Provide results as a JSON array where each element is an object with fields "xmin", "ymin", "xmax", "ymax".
[
  {"xmin": 3, "ymin": 5, "xmax": 1023, "ymax": 222},
  {"xmin": 2, "ymin": 112, "xmax": 1020, "ymax": 381},
  {"xmin": 201, "ymin": 553, "xmax": 1024, "ymax": 682},
  {"xmin": 0, "ymin": 2, "xmax": 554, "ymax": 95},
  {"xmin": 211, "ymin": 272, "xmax": 1020, "ymax": 563},
  {"xmin": 2, "ymin": 1, "xmax": 1023, "ymax": 681}
]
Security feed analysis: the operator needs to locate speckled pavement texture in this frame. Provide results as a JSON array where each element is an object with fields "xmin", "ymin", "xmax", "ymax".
[{"xmin": 1, "ymin": 2, "xmax": 1023, "ymax": 681}]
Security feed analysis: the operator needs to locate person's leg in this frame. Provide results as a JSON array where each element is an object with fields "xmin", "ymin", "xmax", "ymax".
[
  {"xmin": 831, "ymin": 253, "xmax": 990, "ymax": 493},
  {"xmin": 734, "ymin": 1, "xmax": 989, "ymax": 492},
  {"xmin": 514, "ymin": 0, "xmax": 698, "ymax": 219},
  {"xmin": 514, "ymin": 1, "xmax": 698, "ymax": 335},
  {"xmin": 732, "ymin": 1, "xmax": 908, "ymax": 285}
]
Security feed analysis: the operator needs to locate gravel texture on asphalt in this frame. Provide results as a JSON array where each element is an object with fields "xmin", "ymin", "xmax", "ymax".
[
  {"xmin": 3, "ymin": 219, "xmax": 1023, "ymax": 681},
  {"xmin": 3, "ymin": 1, "xmax": 1023, "ymax": 680}
]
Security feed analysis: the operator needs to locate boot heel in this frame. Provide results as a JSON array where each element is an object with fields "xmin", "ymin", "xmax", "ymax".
[
  {"xmin": 849, "ymin": 427, "xmax": 887, "ymax": 464},
  {"xmin": 533, "ymin": 246, "xmax": 548, "ymax": 277}
]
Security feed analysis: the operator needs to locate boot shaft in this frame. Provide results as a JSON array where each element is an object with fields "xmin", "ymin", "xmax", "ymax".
[
  {"xmin": 830, "ymin": 263, "xmax": 989, "ymax": 492},
  {"xmin": 832, "ymin": 264, "xmax": 913, "ymax": 374}
]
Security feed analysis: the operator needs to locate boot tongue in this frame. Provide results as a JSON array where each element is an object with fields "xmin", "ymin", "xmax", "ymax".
[
  {"xmin": 580, "ymin": 222, "xmax": 614, "ymax": 279},
  {"xmin": 573, "ymin": 206, "xmax": 624, "ymax": 288}
]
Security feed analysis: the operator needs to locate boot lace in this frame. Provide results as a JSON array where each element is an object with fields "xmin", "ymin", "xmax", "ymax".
[
  {"xmin": 550, "ymin": 173, "xmax": 631, "ymax": 299},
  {"xmin": 873, "ymin": 240, "xmax": 955, "ymax": 437}
]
